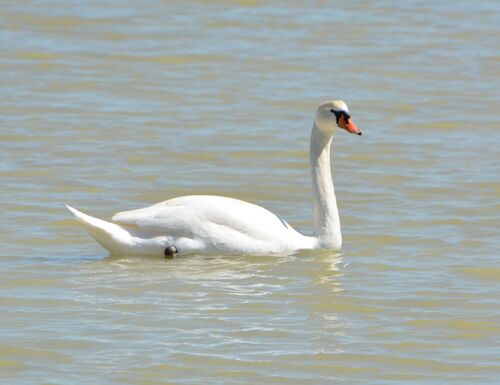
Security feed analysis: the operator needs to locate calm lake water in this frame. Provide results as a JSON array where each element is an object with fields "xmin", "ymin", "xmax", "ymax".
[{"xmin": 1, "ymin": 1, "xmax": 499, "ymax": 384}]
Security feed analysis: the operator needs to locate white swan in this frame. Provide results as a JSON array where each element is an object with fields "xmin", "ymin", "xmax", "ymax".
[{"xmin": 67, "ymin": 100, "xmax": 362, "ymax": 257}]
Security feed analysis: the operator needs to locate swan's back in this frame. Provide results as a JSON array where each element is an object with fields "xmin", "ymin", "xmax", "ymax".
[{"xmin": 112, "ymin": 195, "xmax": 310, "ymax": 253}]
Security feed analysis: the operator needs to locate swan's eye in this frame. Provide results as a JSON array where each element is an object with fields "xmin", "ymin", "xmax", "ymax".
[{"xmin": 330, "ymin": 109, "xmax": 351, "ymax": 125}]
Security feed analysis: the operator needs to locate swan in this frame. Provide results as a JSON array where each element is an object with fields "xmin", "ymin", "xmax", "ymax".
[{"xmin": 67, "ymin": 100, "xmax": 362, "ymax": 257}]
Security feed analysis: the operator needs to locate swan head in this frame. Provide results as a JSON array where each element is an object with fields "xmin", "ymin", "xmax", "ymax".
[{"xmin": 314, "ymin": 100, "xmax": 362, "ymax": 136}]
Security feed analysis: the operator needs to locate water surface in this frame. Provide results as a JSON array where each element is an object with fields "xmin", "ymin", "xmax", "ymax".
[{"xmin": 1, "ymin": 1, "xmax": 499, "ymax": 384}]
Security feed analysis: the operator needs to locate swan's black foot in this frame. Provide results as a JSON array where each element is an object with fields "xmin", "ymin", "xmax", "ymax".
[{"xmin": 164, "ymin": 245, "xmax": 178, "ymax": 259}]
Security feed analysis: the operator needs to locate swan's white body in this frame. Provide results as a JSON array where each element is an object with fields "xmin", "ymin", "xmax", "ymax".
[
  {"xmin": 67, "ymin": 100, "xmax": 362, "ymax": 256},
  {"xmin": 68, "ymin": 196, "xmax": 315, "ymax": 256}
]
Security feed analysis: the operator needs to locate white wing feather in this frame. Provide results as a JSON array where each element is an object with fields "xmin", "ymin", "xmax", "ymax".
[{"xmin": 112, "ymin": 195, "xmax": 295, "ymax": 242}]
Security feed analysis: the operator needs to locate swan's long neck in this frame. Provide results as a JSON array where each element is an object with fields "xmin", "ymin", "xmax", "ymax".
[{"xmin": 310, "ymin": 123, "xmax": 342, "ymax": 248}]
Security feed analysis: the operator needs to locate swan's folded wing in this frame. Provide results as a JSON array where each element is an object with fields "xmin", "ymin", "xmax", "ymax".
[
  {"xmin": 111, "ymin": 195, "xmax": 297, "ymax": 242},
  {"xmin": 112, "ymin": 202, "xmax": 199, "ymax": 236}
]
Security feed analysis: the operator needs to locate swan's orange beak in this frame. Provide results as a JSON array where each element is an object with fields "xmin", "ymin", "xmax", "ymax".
[{"xmin": 338, "ymin": 114, "xmax": 362, "ymax": 136}]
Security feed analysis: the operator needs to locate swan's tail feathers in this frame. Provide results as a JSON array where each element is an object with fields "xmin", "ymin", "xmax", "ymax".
[{"xmin": 65, "ymin": 205, "xmax": 133, "ymax": 254}]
